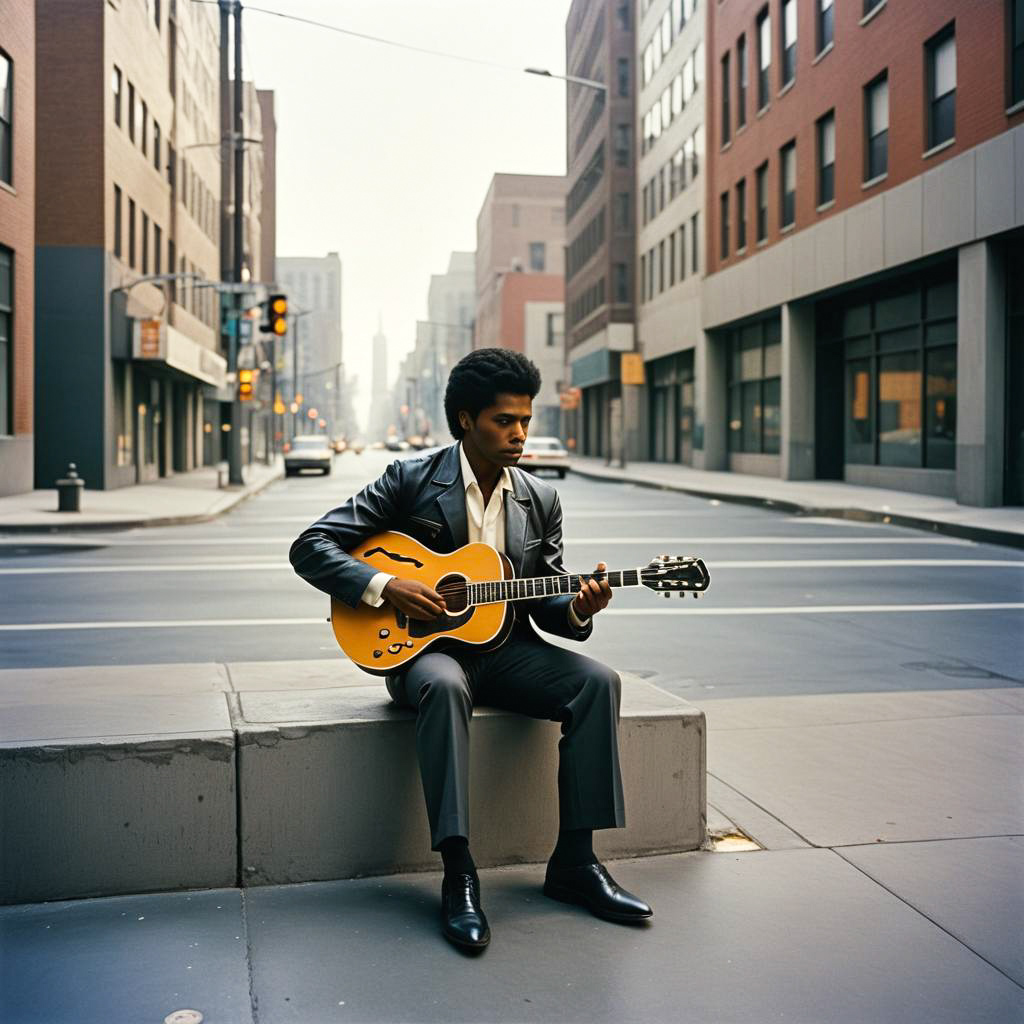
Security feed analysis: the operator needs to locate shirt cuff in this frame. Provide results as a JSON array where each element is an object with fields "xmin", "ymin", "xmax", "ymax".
[
  {"xmin": 361, "ymin": 572, "xmax": 395, "ymax": 607},
  {"xmin": 567, "ymin": 600, "xmax": 591, "ymax": 630}
]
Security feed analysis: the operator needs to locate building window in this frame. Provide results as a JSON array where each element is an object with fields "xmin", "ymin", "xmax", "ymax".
[
  {"xmin": 154, "ymin": 223, "xmax": 162, "ymax": 275},
  {"xmin": 0, "ymin": 246, "xmax": 11, "ymax": 435},
  {"xmin": 720, "ymin": 192, "xmax": 730, "ymax": 259},
  {"xmin": 727, "ymin": 317, "xmax": 782, "ymax": 455},
  {"xmin": 822, "ymin": 265, "xmax": 958, "ymax": 470},
  {"xmin": 153, "ymin": 120, "xmax": 161, "ymax": 170},
  {"xmin": 863, "ymin": 0, "xmax": 883, "ymax": 16},
  {"xmin": 865, "ymin": 73, "xmax": 888, "ymax": 180},
  {"xmin": 127, "ymin": 81, "xmax": 136, "ymax": 142},
  {"xmin": 678, "ymin": 223, "xmax": 686, "ymax": 280},
  {"xmin": 721, "ymin": 52, "xmax": 731, "ymax": 145},
  {"xmin": 757, "ymin": 7, "xmax": 772, "ymax": 109},
  {"xmin": 167, "ymin": 142, "xmax": 175, "ymax": 186},
  {"xmin": 658, "ymin": 239, "xmax": 665, "ymax": 293},
  {"xmin": 615, "ymin": 123, "xmax": 629, "ymax": 167},
  {"xmin": 780, "ymin": 140, "xmax": 796, "ymax": 228},
  {"xmin": 737, "ymin": 34, "xmax": 748, "ymax": 128},
  {"xmin": 140, "ymin": 100, "xmax": 148, "ymax": 156},
  {"xmin": 617, "ymin": 2, "xmax": 630, "ymax": 30},
  {"xmin": 615, "ymin": 191, "xmax": 630, "ymax": 230},
  {"xmin": 756, "ymin": 161, "xmax": 768, "ymax": 241},
  {"xmin": 691, "ymin": 212, "xmax": 699, "ymax": 274},
  {"xmin": 617, "ymin": 58, "xmax": 630, "ymax": 97},
  {"xmin": 614, "ymin": 263, "xmax": 629, "ymax": 303},
  {"xmin": 141, "ymin": 212, "xmax": 149, "ymax": 274},
  {"xmin": 0, "ymin": 52, "xmax": 10, "ymax": 187},
  {"xmin": 737, "ymin": 178, "xmax": 747, "ymax": 250},
  {"xmin": 1013, "ymin": 0, "xmax": 1024, "ymax": 107},
  {"xmin": 669, "ymin": 232, "xmax": 676, "ymax": 285},
  {"xmin": 529, "ymin": 242, "xmax": 546, "ymax": 272},
  {"xmin": 817, "ymin": 110, "xmax": 835, "ymax": 205},
  {"xmin": 546, "ymin": 311, "xmax": 564, "ymax": 346},
  {"xmin": 926, "ymin": 25, "xmax": 955, "ymax": 149},
  {"xmin": 781, "ymin": 0, "xmax": 797, "ymax": 86},
  {"xmin": 640, "ymin": 253, "xmax": 647, "ymax": 303},
  {"xmin": 167, "ymin": 239, "xmax": 176, "ymax": 301},
  {"xmin": 111, "ymin": 65, "xmax": 122, "ymax": 129},
  {"xmin": 113, "ymin": 185, "xmax": 122, "ymax": 258},
  {"xmin": 817, "ymin": 0, "xmax": 834, "ymax": 54},
  {"xmin": 128, "ymin": 198, "xmax": 136, "ymax": 269}
]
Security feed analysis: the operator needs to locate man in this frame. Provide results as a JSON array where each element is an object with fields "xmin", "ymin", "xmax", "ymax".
[{"xmin": 289, "ymin": 348, "xmax": 652, "ymax": 950}]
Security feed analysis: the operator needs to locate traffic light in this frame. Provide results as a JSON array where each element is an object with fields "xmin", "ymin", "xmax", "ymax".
[
  {"xmin": 238, "ymin": 368, "xmax": 254, "ymax": 402},
  {"xmin": 261, "ymin": 293, "xmax": 288, "ymax": 335}
]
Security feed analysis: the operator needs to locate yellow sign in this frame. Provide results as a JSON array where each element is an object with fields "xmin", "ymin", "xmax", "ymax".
[
  {"xmin": 621, "ymin": 352, "xmax": 646, "ymax": 386},
  {"xmin": 559, "ymin": 387, "xmax": 582, "ymax": 410}
]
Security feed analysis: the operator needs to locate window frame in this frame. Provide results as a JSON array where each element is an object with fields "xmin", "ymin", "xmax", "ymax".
[
  {"xmin": 736, "ymin": 177, "xmax": 747, "ymax": 250},
  {"xmin": 779, "ymin": 140, "xmax": 796, "ymax": 229},
  {"xmin": 816, "ymin": 0, "xmax": 834, "ymax": 55},
  {"xmin": 756, "ymin": 161, "xmax": 769, "ymax": 242},
  {"xmin": 864, "ymin": 72, "xmax": 889, "ymax": 181},
  {"xmin": 757, "ymin": 7, "xmax": 772, "ymax": 111},
  {"xmin": 737, "ymin": 33, "xmax": 748, "ymax": 128},
  {"xmin": 720, "ymin": 191, "xmax": 730, "ymax": 260},
  {"xmin": 721, "ymin": 51, "xmax": 732, "ymax": 146},
  {"xmin": 0, "ymin": 50, "xmax": 11, "ymax": 187},
  {"xmin": 817, "ymin": 109, "xmax": 835, "ymax": 206},
  {"xmin": 781, "ymin": 0, "xmax": 797, "ymax": 87},
  {"xmin": 925, "ymin": 23, "xmax": 956, "ymax": 150}
]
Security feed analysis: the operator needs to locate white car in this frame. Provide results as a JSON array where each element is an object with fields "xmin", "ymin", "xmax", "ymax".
[
  {"xmin": 517, "ymin": 436, "xmax": 570, "ymax": 478},
  {"xmin": 284, "ymin": 435, "xmax": 333, "ymax": 476}
]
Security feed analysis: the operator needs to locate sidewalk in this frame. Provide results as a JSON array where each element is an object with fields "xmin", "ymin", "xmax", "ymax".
[
  {"xmin": 569, "ymin": 456, "xmax": 1024, "ymax": 549},
  {"xmin": 0, "ymin": 458, "xmax": 283, "ymax": 533},
  {"xmin": 1, "ymin": 660, "xmax": 1021, "ymax": 1022}
]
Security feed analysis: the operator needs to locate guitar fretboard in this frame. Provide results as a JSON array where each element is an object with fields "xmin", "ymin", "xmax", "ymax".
[{"xmin": 468, "ymin": 570, "xmax": 641, "ymax": 606}]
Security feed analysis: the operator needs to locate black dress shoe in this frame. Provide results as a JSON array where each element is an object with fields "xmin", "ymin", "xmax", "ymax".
[
  {"xmin": 441, "ymin": 873, "xmax": 491, "ymax": 949},
  {"xmin": 544, "ymin": 861, "xmax": 653, "ymax": 923}
]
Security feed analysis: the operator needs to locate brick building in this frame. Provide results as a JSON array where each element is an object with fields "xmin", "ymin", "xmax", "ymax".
[
  {"xmin": 0, "ymin": 0, "xmax": 35, "ymax": 495},
  {"xmin": 698, "ymin": 0, "xmax": 1024, "ymax": 505},
  {"xmin": 34, "ymin": 0, "xmax": 227, "ymax": 489},
  {"xmin": 474, "ymin": 173, "xmax": 566, "ymax": 437}
]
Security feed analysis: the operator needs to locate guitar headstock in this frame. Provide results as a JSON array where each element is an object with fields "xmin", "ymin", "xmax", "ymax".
[{"xmin": 642, "ymin": 555, "xmax": 711, "ymax": 597}]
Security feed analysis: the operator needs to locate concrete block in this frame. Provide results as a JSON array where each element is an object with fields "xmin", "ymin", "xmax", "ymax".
[
  {"xmin": 0, "ymin": 693, "xmax": 237, "ymax": 905},
  {"xmin": 922, "ymin": 148, "xmax": 976, "ymax": 256},
  {"xmin": 975, "ymin": 131, "xmax": 1016, "ymax": 240},
  {"xmin": 758, "ymin": 236, "xmax": 794, "ymax": 311},
  {"xmin": 844, "ymin": 194, "xmax": 884, "ymax": 282},
  {"xmin": 791, "ymin": 226, "xmax": 816, "ymax": 300},
  {"xmin": 233, "ymin": 676, "xmax": 705, "ymax": 885},
  {"xmin": 883, "ymin": 176, "xmax": 923, "ymax": 270},
  {"xmin": 813, "ymin": 212, "xmax": 846, "ymax": 293}
]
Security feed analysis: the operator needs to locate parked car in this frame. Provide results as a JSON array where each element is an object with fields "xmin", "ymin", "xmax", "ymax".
[
  {"xmin": 348, "ymin": 440, "xmax": 365, "ymax": 455},
  {"xmin": 385, "ymin": 437, "xmax": 410, "ymax": 451},
  {"xmin": 284, "ymin": 435, "xmax": 333, "ymax": 476},
  {"xmin": 517, "ymin": 436, "xmax": 569, "ymax": 478},
  {"xmin": 331, "ymin": 437, "xmax": 348, "ymax": 454}
]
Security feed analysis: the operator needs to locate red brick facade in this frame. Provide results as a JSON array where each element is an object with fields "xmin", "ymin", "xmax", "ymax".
[
  {"xmin": 0, "ymin": 0, "xmax": 35, "ymax": 439},
  {"xmin": 706, "ymin": 0, "xmax": 1024, "ymax": 276}
]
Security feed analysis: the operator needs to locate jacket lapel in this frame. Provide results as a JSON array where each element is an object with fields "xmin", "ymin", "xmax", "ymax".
[
  {"xmin": 432, "ymin": 444, "xmax": 468, "ymax": 549},
  {"xmin": 504, "ymin": 469, "xmax": 532, "ymax": 576}
]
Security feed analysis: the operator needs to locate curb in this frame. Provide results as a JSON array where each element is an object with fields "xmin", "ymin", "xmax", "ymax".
[
  {"xmin": 0, "ymin": 465, "xmax": 283, "ymax": 535},
  {"xmin": 568, "ymin": 464, "xmax": 1024, "ymax": 551}
]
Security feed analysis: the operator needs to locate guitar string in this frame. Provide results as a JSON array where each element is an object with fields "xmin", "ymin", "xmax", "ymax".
[{"xmin": 431, "ymin": 568, "xmax": 704, "ymax": 600}]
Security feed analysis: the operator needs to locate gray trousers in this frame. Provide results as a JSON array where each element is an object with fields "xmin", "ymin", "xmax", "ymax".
[{"xmin": 385, "ymin": 621, "xmax": 626, "ymax": 850}]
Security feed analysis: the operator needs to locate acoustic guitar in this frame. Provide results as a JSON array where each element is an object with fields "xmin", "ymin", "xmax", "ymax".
[{"xmin": 330, "ymin": 530, "xmax": 710, "ymax": 675}]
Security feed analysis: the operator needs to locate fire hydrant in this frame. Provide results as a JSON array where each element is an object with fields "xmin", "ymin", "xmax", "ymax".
[{"xmin": 56, "ymin": 463, "xmax": 84, "ymax": 512}]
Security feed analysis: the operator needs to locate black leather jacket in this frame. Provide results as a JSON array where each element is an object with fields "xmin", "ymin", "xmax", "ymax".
[{"xmin": 289, "ymin": 443, "xmax": 591, "ymax": 642}]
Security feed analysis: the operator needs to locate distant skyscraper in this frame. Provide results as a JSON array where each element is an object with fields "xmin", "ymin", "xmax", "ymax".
[{"xmin": 368, "ymin": 319, "xmax": 391, "ymax": 440}]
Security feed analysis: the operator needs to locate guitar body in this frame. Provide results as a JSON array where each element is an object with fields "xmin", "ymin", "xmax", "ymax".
[{"xmin": 330, "ymin": 531, "xmax": 515, "ymax": 675}]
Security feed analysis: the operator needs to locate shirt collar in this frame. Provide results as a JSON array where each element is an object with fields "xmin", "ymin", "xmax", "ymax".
[{"xmin": 459, "ymin": 442, "xmax": 512, "ymax": 495}]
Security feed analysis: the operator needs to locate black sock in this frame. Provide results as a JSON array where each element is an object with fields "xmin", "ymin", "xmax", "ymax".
[
  {"xmin": 438, "ymin": 835, "xmax": 477, "ymax": 882},
  {"xmin": 550, "ymin": 827, "xmax": 597, "ymax": 868}
]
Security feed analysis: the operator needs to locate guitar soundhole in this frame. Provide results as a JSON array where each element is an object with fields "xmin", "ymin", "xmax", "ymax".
[{"xmin": 436, "ymin": 573, "xmax": 469, "ymax": 613}]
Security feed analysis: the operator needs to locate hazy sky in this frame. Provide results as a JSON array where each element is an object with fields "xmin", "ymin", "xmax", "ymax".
[{"xmin": 241, "ymin": 0, "xmax": 574, "ymax": 428}]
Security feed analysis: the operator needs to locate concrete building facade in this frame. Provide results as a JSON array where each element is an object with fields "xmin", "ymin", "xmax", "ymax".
[
  {"xmin": 276, "ymin": 253, "xmax": 348, "ymax": 437},
  {"xmin": 33, "ymin": 0, "xmax": 227, "ymax": 489},
  {"xmin": 564, "ymin": 0, "xmax": 637, "ymax": 459},
  {"xmin": 0, "ymin": 0, "xmax": 35, "ymax": 495},
  {"xmin": 474, "ymin": 174, "xmax": 566, "ymax": 436},
  {"xmin": 636, "ymin": 0, "xmax": 706, "ymax": 467},
  {"xmin": 699, "ymin": 0, "xmax": 1024, "ymax": 506}
]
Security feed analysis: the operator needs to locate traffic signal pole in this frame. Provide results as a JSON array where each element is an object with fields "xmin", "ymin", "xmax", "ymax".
[{"xmin": 229, "ymin": 0, "xmax": 245, "ymax": 485}]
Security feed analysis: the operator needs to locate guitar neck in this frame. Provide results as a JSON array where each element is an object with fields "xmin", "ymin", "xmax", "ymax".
[{"xmin": 468, "ymin": 569, "xmax": 642, "ymax": 606}]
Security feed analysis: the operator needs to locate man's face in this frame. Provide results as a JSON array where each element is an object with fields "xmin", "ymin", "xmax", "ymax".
[{"xmin": 459, "ymin": 392, "xmax": 532, "ymax": 468}]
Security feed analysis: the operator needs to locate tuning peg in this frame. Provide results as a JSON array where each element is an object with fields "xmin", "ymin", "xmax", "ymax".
[
  {"xmin": 663, "ymin": 592, "xmax": 671, "ymax": 599},
  {"xmin": 693, "ymin": 592, "xmax": 699, "ymax": 599},
  {"xmin": 678, "ymin": 591, "xmax": 685, "ymax": 597}
]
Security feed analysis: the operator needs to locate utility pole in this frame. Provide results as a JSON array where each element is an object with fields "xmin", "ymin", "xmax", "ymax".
[{"xmin": 229, "ymin": 0, "xmax": 245, "ymax": 483}]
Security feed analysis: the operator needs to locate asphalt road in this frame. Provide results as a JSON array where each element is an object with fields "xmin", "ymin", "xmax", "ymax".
[{"xmin": 1, "ymin": 449, "xmax": 1022, "ymax": 700}]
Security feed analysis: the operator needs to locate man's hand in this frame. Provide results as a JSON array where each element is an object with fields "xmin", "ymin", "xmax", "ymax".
[
  {"xmin": 382, "ymin": 578, "xmax": 447, "ymax": 621},
  {"xmin": 571, "ymin": 561, "xmax": 612, "ymax": 619}
]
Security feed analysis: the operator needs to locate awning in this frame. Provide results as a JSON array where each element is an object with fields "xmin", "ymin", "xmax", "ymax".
[{"xmin": 133, "ymin": 318, "xmax": 227, "ymax": 388}]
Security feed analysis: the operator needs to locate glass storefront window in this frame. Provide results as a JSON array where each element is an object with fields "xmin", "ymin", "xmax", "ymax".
[
  {"xmin": 846, "ymin": 358, "xmax": 873, "ymax": 464},
  {"xmin": 726, "ymin": 315, "xmax": 782, "ymax": 454},
  {"xmin": 925, "ymin": 345, "xmax": 956, "ymax": 469},
  {"xmin": 762, "ymin": 377, "xmax": 781, "ymax": 454},
  {"xmin": 741, "ymin": 381, "xmax": 761, "ymax": 452},
  {"xmin": 878, "ymin": 352, "xmax": 922, "ymax": 467}
]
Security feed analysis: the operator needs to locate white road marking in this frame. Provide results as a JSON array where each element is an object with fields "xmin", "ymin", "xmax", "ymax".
[
  {"xmin": 4, "ymin": 534, "xmax": 974, "ymax": 547},
  {"xmin": 0, "ymin": 558, "xmax": 1020, "ymax": 576},
  {"xmin": 1, "ymin": 603, "xmax": 1021, "ymax": 631}
]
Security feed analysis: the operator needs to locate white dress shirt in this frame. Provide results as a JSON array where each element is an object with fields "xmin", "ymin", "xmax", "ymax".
[{"xmin": 360, "ymin": 443, "xmax": 589, "ymax": 628}]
